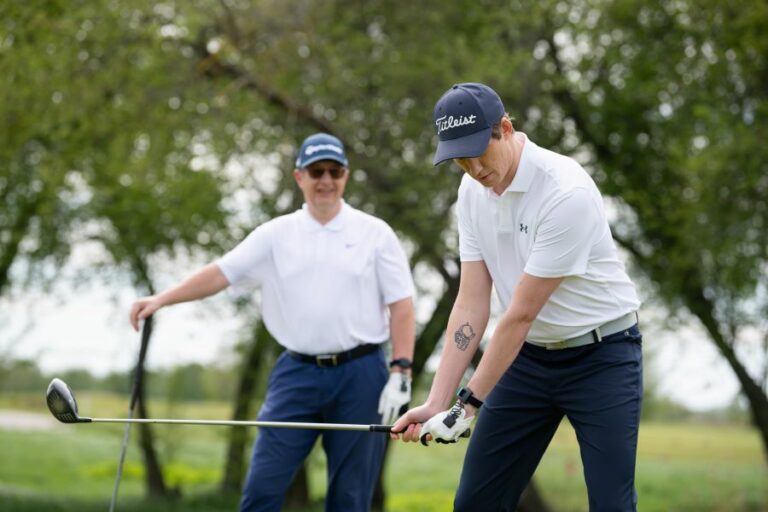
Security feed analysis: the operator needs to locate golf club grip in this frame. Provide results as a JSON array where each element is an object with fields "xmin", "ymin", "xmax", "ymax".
[
  {"xmin": 370, "ymin": 424, "xmax": 396, "ymax": 433},
  {"xmin": 370, "ymin": 425, "xmax": 471, "ymax": 439},
  {"xmin": 129, "ymin": 314, "xmax": 153, "ymax": 409}
]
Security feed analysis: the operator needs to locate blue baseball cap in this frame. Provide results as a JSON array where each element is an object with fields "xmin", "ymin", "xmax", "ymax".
[
  {"xmin": 432, "ymin": 83, "xmax": 505, "ymax": 165},
  {"xmin": 295, "ymin": 133, "xmax": 349, "ymax": 168}
]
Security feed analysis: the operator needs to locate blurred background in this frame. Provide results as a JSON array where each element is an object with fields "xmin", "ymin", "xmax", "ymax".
[{"xmin": 1, "ymin": 0, "xmax": 766, "ymax": 511}]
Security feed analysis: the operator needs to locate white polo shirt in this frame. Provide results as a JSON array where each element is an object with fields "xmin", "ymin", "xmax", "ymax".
[
  {"xmin": 457, "ymin": 133, "xmax": 640, "ymax": 343},
  {"xmin": 217, "ymin": 202, "xmax": 414, "ymax": 354}
]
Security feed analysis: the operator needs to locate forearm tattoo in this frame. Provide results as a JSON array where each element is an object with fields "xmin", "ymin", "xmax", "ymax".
[{"xmin": 454, "ymin": 322, "xmax": 476, "ymax": 351}]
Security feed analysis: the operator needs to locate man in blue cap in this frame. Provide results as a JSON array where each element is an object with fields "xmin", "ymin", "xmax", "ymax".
[
  {"xmin": 130, "ymin": 133, "xmax": 416, "ymax": 511},
  {"xmin": 392, "ymin": 83, "xmax": 643, "ymax": 511}
]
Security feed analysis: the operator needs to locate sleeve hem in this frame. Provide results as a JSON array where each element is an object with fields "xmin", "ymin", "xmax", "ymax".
[
  {"xmin": 524, "ymin": 263, "xmax": 587, "ymax": 278},
  {"xmin": 215, "ymin": 259, "xmax": 237, "ymax": 284},
  {"xmin": 384, "ymin": 289, "xmax": 415, "ymax": 306}
]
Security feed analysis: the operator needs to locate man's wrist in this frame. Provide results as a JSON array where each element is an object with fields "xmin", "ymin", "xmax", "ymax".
[
  {"xmin": 389, "ymin": 358, "xmax": 412, "ymax": 375},
  {"xmin": 457, "ymin": 387, "xmax": 484, "ymax": 409},
  {"xmin": 457, "ymin": 400, "xmax": 478, "ymax": 418},
  {"xmin": 389, "ymin": 357, "xmax": 412, "ymax": 370}
]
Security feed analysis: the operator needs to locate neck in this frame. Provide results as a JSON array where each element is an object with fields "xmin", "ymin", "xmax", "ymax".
[
  {"xmin": 492, "ymin": 135, "xmax": 524, "ymax": 195},
  {"xmin": 307, "ymin": 201, "xmax": 343, "ymax": 225}
]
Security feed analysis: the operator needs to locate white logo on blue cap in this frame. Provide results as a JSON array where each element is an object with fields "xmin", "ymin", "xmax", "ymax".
[
  {"xmin": 435, "ymin": 114, "xmax": 477, "ymax": 135},
  {"xmin": 305, "ymin": 143, "xmax": 344, "ymax": 156}
]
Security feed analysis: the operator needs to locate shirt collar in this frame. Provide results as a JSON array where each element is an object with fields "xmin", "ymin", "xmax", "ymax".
[
  {"xmin": 486, "ymin": 132, "xmax": 536, "ymax": 197},
  {"xmin": 300, "ymin": 200, "xmax": 348, "ymax": 232}
]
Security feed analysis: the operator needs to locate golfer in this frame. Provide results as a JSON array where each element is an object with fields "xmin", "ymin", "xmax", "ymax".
[
  {"xmin": 130, "ymin": 133, "xmax": 415, "ymax": 512},
  {"xmin": 392, "ymin": 83, "xmax": 642, "ymax": 511}
]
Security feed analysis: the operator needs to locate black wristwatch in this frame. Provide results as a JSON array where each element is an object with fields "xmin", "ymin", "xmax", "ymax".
[
  {"xmin": 388, "ymin": 358, "xmax": 412, "ymax": 370},
  {"xmin": 457, "ymin": 387, "xmax": 484, "ymax": 409}
]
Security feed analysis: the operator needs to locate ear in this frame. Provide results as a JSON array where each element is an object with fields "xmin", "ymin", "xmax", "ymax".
[
  {"xmin": 501, "ymin": 116, "xmax": 515, "ymax": 137},
  {"xmin": 293, "ymin": 168, "xmax": 302, "ymax": 186}
]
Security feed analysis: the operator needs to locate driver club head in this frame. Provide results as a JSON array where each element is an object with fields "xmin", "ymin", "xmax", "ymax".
[{"xmin": 46, "ymin": 378, "xmax": 90, "ymax": 423}]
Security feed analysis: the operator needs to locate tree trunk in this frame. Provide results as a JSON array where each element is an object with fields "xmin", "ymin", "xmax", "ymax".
[
  {"xmin": 684, "ymin": 286, "xmax": 768, "ymax": 464},
  {"xmin": 136, "ymin": 387, "xmax": 173, "ymax": 497},
  {"xmin": 546, "ymin": 28, "xmax": 768, "ymax": 467},
  {"xmin": 219, "ymin": 320, "xmax": 314, "ymax": 504},
  {"xmin": 283, "ymin": 464, "xmax": 311, "ymax": 508},
  {"xmin": 412, "ymin": 261, "xmax": 461, "ymax": 378},
  {"xmin": 371, "ymin": 441, "xmax": 389, "ymax": 512},
  {"xmin": 130, "ymin": 264, "xmax": 172, "ymax": 498},
  {"xmin": 221, "ymin": 321, "xmax": 273, "ymax": 493},
  {"xmin": 374, "ymin": 262, "xmax": 551, "ymax": 512},
  {"xmin": 371, "ymin": 262, "xmax": 460, "ymax": 510},
  {"xmin": 518, "ymin": 479, "xmax": 552, "ymax": 512},
  {"xmin": 0, "ymin": 191, "xmax": 43, "ymax": 297}
]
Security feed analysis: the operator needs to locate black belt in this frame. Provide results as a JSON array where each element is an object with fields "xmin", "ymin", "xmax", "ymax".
[{"xmin": 286, "ymin": 343, "xmax": 381, "ymax": 367}]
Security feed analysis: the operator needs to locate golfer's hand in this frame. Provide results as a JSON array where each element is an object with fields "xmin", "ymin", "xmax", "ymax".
[
  {"xmin": 378, "ymin": 372, "xmax": 412, "ymax": 425},
  {"xmin": 129, "ymin": 296, "xmax": 163, "ymax": 331},
  {"xmin": 389, "ymin": 403, "xmax": 443, "ymax": 443},
  {"xmin": 417, "ymin": 402, "xmax": 474, "ymax": 446}
]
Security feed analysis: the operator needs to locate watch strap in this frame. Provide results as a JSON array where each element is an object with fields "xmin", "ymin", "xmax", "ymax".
[
  {"xmin": 457, "ymin": 387, "xmax": 484, "ymax": 409},
  {"xmin": 388, "ymin": 358, "xmax": 412, "ymax": 370}
]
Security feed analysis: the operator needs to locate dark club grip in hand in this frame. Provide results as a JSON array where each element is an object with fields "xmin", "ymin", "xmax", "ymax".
[{"xmin": 370, "ymin": 424, "xmax": 397, "ymax": 433}]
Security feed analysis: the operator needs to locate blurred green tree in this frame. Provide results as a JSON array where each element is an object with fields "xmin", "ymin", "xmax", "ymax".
[
  {"xmin": 4, "ymin": 0, "xmax": 767, "ymax": 508},
  {"xmin": 536, "ymin": 0, "xmax": 768, "ymax": 462},
  {"xmin": 1, "ymin": 0, "xmax": 251, "ymax": 499}
]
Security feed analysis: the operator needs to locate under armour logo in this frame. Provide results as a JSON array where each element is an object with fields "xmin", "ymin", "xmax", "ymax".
[{"xmin": 519, "ymin": 223, "xmax": 528, "ymax": 234}]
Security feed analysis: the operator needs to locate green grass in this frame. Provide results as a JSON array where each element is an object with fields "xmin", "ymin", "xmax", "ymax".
[{"xmin": 1, "ymin": 392, "xmax": 766, "ymax": 511}]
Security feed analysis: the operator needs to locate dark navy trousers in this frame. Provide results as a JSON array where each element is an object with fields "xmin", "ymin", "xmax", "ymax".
[
  {"xmin": 240, "ymin": 349, "xmax": 388, "ymax": 512},
  {"xmin": 454, "ymin": 325, "xmax": 643, "ymax": 512}
]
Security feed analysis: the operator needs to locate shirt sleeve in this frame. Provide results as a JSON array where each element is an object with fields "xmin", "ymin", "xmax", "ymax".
[
  {"xmin": 457, "ymin": 179, "xmax": 483, "ymax": 262},
  {"xmin": 375, "ymin": 225, "xmax": 415, "ymax": 305},
  {"xmin": 524, "ymin": 187, "xmax": 602, "ymax": 278},
  {"xmin": 216, "ymin": 222, "xmax": 274, "ymax": 292}
]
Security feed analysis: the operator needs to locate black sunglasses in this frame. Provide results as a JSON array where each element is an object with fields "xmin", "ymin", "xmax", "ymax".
[{"xmin": 304, "ymin": 166, "xmax": 346, "ymax": 179}]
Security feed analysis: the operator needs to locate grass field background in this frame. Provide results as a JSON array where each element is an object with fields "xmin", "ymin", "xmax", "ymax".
[{"xmin": 1, "ymin": 391, "xmax": 766, "ymax": 511}]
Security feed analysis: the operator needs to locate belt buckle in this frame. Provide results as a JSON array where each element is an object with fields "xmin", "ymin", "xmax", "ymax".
[
  {"xmin": 549, "ymin": 340, "xmax": 568, "ymax": 350},
  {"xmin": 315, "ymin": 354, "xmax": 338, "ymax": 367}
]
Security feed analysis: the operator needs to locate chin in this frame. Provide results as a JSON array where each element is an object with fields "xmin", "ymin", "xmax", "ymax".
[{"xmin": 314, "ymin": 197, "xmax": 339, "ymax": 207}]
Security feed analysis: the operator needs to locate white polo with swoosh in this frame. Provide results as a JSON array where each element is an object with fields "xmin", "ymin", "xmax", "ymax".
[
  {"xmin": 217, "ymin": 202, "xmax": 414, "ymax": 354},
  {"xmin": 457, "ymin": 133, "xmax": 640, "ymax": 343}
]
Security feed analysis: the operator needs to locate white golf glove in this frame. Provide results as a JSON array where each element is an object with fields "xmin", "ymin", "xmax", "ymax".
[
  {"xmin": 419, "ymin": 402, "xmax": 474, "ymax": 446},
  {"xmin": 378, "ymin": 372, "xmax": 412, "ymax": 425}
]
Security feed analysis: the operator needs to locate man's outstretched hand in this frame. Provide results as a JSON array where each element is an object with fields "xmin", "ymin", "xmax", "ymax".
[{"xmin": 129, "ymin": 296, "xmax": 164, "ymax": 331}]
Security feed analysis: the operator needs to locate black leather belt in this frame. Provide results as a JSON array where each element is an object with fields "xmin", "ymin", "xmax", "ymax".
[{"xmin": 286, "ymin": 343, "xmax": 381, "ymax": 367}]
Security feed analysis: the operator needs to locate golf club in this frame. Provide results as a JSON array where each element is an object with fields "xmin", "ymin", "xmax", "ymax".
[
  {"xmin": 109, "ymin": 315, "xmax": 153, "ymax": 512},
  {"xmin": 46, "ymin": 377, "xmax": 413, "ymax": 434}
]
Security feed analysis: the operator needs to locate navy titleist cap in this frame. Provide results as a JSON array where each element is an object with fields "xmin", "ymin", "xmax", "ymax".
[
  {"xmin": 295, "ymin": 133, "xmax": 349, "ymax": 168},
  {"xmin": 432, "ymin": 83, "xmax": 505, "ymax": 165}
]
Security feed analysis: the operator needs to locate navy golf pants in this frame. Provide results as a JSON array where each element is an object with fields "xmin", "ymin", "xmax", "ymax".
[
  {"xmin": 240, "ymin": 349, "xmax": 388, "ymax": 512},
  {"xmin": 454, "ymin": 326, "xmax": 643, "ymax": 512}
]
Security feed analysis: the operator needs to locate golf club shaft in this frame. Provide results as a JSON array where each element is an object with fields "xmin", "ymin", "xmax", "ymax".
[
  {"xmin": 86, "ymin": 417, "xmax": 394, "ymax": 432},
  {"xmin": 110, "ymin": 315, "xmax": 153, "ymax": 512}
]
